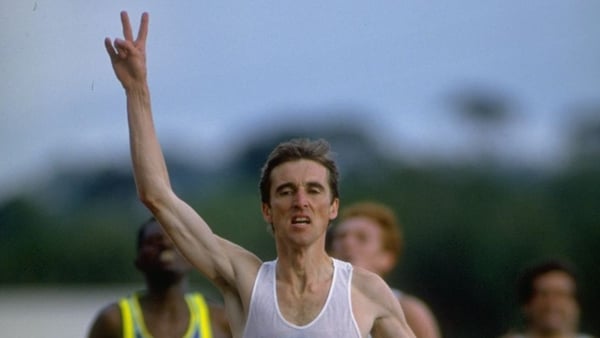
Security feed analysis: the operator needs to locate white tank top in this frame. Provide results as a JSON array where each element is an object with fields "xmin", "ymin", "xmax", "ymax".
[{"xmin": 242, "ymin": 258, "xmax": 362, "ymax": 338}]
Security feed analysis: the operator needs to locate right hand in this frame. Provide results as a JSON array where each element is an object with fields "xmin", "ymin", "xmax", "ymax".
[{"xmin": 104, "ymin": 11, "xmax": 149, "ymax": 90}]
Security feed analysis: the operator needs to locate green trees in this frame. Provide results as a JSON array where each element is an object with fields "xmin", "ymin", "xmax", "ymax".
[{"xmin": 1, "ymin": 129, "xmax": 598, "ymax": 337}]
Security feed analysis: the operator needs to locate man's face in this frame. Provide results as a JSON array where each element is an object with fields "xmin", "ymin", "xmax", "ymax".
[
  {"xmin": 135, "ymin": 222, "xmax": 191, "ymax": 275},
  {"xmin": 525, "ymin": 271, "xmax": 580, "ymax": 334},
  {"xmin": 329, "ymin": 216, "xmax": 393, "ymax": 275},
  {"xmin": 262, "ymin": 159, "xmax": 338, "ymax": 247}
]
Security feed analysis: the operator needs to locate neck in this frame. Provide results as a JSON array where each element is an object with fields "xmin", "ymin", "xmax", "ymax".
[
  {"xmin": 276, "ymin": 251, "xmax": 333, "ymax": 292},
  {"xmin": 275, "ymin": 228, "xmax": 329, "ymax": 265},
  {"xmin": 145, "ymin": 273, "xmax": 188, "ymax": 297},
  {"xmin": 140, "ymin": 276, "xmax": 189, "ymax": 314}
]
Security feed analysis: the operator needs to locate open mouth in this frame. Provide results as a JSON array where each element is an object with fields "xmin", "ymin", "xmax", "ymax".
[{"xmin": 291, "ymin": 216, "xmax": 311, "ymax": 225}]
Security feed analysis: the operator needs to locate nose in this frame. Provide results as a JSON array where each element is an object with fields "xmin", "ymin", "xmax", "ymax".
[{"xmin": 293, "ymin": 189, "xmax": 309, "ymax": 208}]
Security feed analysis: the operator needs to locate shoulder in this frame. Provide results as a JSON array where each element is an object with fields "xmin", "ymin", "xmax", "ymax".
[
  {"xmin": 352, "ymin": 266, "xmax": 390, "ymax": 290},
  {"xmin": 351, "ymin": 267, "xmax": 416, "ymax": 337},
  {"xmin": 214, "ymin": 237, "xmax": 263, "ymax": 293},
  {"xmin": 399, "ymin": 294, "xmax": 433, "ymax": 319},
  {"xmin": 351, "ymin": 266, "xmax": 399, "ymax": 312},
  {"xmin": 219, "ymin": 237, "xmax": 263, "ymax": 277},
  {"xmin": 87, "ymin": 302, "xmax": 122, "ymax": 338}
]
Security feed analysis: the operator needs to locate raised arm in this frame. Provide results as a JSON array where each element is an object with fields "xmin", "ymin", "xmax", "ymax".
[{"xmin": 104, "ymin": 12, "xmax": 260, "ymax": 292}]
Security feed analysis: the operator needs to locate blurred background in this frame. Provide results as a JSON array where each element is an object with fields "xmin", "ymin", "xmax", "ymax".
[{"xmin": 1, "ymin": 1, "xmax": 599, "ymax": 337}]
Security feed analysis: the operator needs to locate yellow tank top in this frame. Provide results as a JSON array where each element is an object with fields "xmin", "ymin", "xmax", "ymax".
[{"xmin": 118, "ymin": 292, "xmax": 213, "ymax": 338}]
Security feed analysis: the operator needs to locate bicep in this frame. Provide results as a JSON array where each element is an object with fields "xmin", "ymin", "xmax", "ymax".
[
  {"xmin": 153, "ymin": 191, "xmax": 260, "ymax": 289},
  {"xmin": 150, "ymin": 191, "xmax": 233, "ymax": 280}
]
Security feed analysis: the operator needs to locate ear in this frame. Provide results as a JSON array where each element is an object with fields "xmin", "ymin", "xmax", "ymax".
[
  {"xmin": 261, "ymin": 202, "xmax": 272, "ymax": 223},
  {"xmin": 329, "ymin": 198, "xmax": 339, "ymax": 221}
]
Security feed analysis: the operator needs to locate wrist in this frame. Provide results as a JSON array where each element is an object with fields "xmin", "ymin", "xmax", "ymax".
[{"xmin": 124, "ymin": 82, "xmax": 149, "ymax": 97}]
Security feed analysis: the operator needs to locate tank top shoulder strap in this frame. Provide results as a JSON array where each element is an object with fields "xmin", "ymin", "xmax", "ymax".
[
  {"xmin": 118, "ymin": 292, "xmax": 149, "ymax": 338},
  {"xmin": 118, "ymin": 297, "xmax": 133, "ymax": 338},
  {"xmin": 185, "ymin": 292, "xmax": 213, "ymax": 338}
]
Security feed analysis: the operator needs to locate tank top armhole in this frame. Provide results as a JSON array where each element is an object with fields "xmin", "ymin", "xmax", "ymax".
[
  {"xmin": 247, "ymin": 263, "xmax": 268, "ymax": 316},
  {"xmin": 340, "ymin": 260, "xmax": 362, "ymax": 337},
  {"xmin": 242, "ymin": 261, "xmax": 270, "ymax": 337}
]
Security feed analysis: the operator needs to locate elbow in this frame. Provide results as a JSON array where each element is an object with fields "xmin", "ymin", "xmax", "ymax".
[
  {"xmin": 137, "ymin": 185, "xmax": 170, "ymax": 213},
  {"xmin": 138, "ymin": 190, "xmax": 159, "ymax": 211}
]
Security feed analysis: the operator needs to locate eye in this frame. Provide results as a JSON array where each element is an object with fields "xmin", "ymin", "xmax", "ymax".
[
  {"xmin": 308, "ymin": 186, "xmax": 323, "ymax": 194},
  {"xmin": 279, "ymin": 188, "xmax": 293, "ymax": 196}
]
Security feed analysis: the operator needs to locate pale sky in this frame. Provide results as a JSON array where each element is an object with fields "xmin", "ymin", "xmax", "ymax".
[{"xmin": 1, "ymin": 0, "xmax": 599, "ymax": 200}]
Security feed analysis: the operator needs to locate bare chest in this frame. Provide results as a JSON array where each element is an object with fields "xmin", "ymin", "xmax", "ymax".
[{"xmin": 276, "ymin": 282, "xmax": 331, "ymax": 326}]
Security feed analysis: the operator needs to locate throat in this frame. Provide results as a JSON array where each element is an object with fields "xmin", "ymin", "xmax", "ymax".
[
  {"xmin": 275, "ymin": 258, "xmax": 335, "ymax": 326},
  {"xmin": 276, "ymin": 275, "xmax": 333, "ymax": 326}
]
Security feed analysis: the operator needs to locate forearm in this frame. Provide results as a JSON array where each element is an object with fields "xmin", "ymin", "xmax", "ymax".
[
  {"xmin": 108, "ymin": 11, "xmax": 249, "ymax": 288},
  {"xmin": 123, "ymin": 83, "xmax": 242, "ymax": 284},
  {"xmin": 125, "ymin": 83, "xmax": 171, "ymax": 208}
]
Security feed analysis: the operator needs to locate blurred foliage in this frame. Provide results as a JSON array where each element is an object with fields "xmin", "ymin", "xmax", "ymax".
[{"xmin": 1, "ymin": 123, "xmax": 598, "ymax": 338}]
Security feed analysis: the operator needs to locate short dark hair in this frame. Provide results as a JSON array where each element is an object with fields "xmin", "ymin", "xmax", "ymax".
[
  {"xmin": 516, "ymin": 258, "xmax": 579, "ymax": 305},
  {"xmin": 136, "ymin": 217, "xmax": 158, "ymax": 251},
  {"xmin": 259, "ymin": 138, "xmax": 340, "ymax": 204}
]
